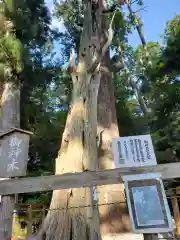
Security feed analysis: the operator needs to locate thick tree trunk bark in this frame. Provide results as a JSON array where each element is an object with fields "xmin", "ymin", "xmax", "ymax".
[
  {"xmin": 97, "ymin": 54, "xmax": 132, "ymax": 239},
  {"xmin": 96, "ymin": 1, "xmax": 132, "ymax": 238},
  {"xmin": 37, "ymin": 1, "xmax": 107, "ymax": 239},
  {"xmin": 0, "ymin": 81, "xmax": 20, "ymax": 240},
  {"xmin": 38, "ymin": 72, "xmax": 101, "ymax": 240}
]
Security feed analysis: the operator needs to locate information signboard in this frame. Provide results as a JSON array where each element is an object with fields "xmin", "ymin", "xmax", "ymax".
[
  {"xmin": 123, "ymin": 173, "xmax": 173, "ymax": 233},
  {"xmin": 112, "ymin": 135, "xmax": 157, "ymax": 168}
]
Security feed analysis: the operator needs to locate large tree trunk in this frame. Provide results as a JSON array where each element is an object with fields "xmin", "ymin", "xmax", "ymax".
[
  {"xmin": 96, "ymin": 1, "xmax": 132, "ymax": 238},
  {"xmin": 38, "ymin": 71, "xmax": 101, "ymax": 240},
  {"xmin": 0, "ymin": 81, "xmax": 20, "ymax": 240},
  {"xmin": 97, "ymin": 54, "xmax": 132, "ymax": 239},
  {"xmin": 36, "ymin": 81, "xmax": 100, "ymax": 235},
  {"xmin": 37, "ymin": 1, "xmax": 109, "ymax": 239}
]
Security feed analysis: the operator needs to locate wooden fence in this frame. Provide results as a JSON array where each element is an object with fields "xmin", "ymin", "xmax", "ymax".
[
  {"xmin": 2, "ymin": 162, "xmax": 180, "ymax": 239},
  {"xmin": 11, "ymin": 187, "xmax": 180, "ymax": 239}
]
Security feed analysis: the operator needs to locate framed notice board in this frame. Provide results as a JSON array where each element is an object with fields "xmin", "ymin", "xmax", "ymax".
[
  {"xmin": 123, "ymin": 173, "xmax": 173, "ymax": 233},
  {"xmin": 112, "ymin": 135, "xmax": 157, "ymax": 168}
]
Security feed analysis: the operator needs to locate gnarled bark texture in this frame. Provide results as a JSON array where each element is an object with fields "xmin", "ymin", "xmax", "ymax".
[
  {"xmin": 0, "ymin": 81, "xmax": 20, "ymax": 240},
  {"xmin": 96, "ymin": 1, "xmax": 132, "ymax": 239},
  {"xmin": 37, "ymin": 1, "xmax": 110, "ymax": 239},
  {"xmin": 38, "ymin": 71, "xmax": 101, "ymax": 240},
  {"xmin": 97, "ymin": 54, "xmax": 132, "ymax": 239}
]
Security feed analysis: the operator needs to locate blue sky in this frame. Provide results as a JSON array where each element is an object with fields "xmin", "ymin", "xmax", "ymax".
[
  {"xmin": 46, "ymin": 0, "xmax": 180, "ymax": 49},
  {"xmin": 127, "ymin": 0, "xmax": 180, "ymax": 48}
]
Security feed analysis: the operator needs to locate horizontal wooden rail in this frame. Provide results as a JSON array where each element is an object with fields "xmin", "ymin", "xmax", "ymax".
[
  {"xmin": 15, "ymin": 204, "xmax": 49, "ymax": 209},
  {"xmin": 0, "ymin": 162, "xmax": 180, "ymax": 195}
]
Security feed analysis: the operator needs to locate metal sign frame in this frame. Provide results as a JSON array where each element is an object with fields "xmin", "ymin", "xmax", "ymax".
[{"xmin": 123, "ymin": 173, "xmax": 173, "ymax": 234}]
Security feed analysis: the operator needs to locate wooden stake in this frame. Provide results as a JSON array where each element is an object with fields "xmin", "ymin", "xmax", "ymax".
[
  {"xmin": 27, "ymin": 205, "xmax": 32, "ymax": 237},
  {"xmin": 41, "ymin": 206, "xmax": 46, "ymax": 223},
  {"xmin": 0, "ymin": 82, "xmax": 20, "ymax": 240},
  {"xmin": 143, "ymin": 234, "xmax": 158, "ymax": 240},
  {"xmin": 171, "ymin": 196, "xmax": 180, "ymax": 236}
]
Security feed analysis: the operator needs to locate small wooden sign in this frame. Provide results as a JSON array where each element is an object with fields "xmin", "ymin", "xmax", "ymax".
[
  {"xmin": 112, "ymin": 135, "xmax": 157, "ymax": 168},
  {"xmin": 0, "ymin": 128, "xmax": 32, "ymax": 177},
  {"xmin": 123, "ymin": 173, "xmax": 173, "ymax": 234}
]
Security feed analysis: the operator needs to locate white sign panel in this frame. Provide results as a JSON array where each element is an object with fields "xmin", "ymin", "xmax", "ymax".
[
  {"xmin": 123, "ymin": 173, "xmax": 173, "ymax": 234},
  {"xmin": 112, "ymin": 135, "xmax": 157, "ymax": 168}
]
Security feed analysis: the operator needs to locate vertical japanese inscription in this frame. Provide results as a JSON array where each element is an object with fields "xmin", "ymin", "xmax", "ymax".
[
  {"xmin": 144, "ymin": 140, "xmax": 151, "ymax": 160},
  {"xmin": 7, "ymin": 135, "xmax": 22, "ymax": 172},
  {"xmin": 134, "ymin": 139, "xmax": 140, "ymax": 162},
  {"xmin": 117, "ymin": 141, "xmax": 124, "ymax": 164},
  {"xmin": 124, "ymin": 140, "xmax": 129, "ymax": 160},
  {"xmin": 130, "ymin": 139, "xmax": 135, "ymax": 162},
  {"xmin": 138, "ymin": 139, "xmax": 145, "ymax": 162}
]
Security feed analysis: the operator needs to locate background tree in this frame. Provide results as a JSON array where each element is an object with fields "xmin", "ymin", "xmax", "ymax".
[{"xmin": 0, "ymin": 0, "xmax": 58, "ymax": 237}]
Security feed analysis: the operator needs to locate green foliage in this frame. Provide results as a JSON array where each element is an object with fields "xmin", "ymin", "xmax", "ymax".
[
  {"xmin": 112, "ymin": 10, "xmax": 132, "ymax": 49},
  {"xmin": 153, "ymin": 15, "xmax": 180, "ymax": 77},
  {"xmin": 8, "ymin": 0, "xmax": 51, "ymax": 46},
  {"xmin": 114, "ymin": 71, "xmax": 149, "ymax": 136},
  {"xmin": 54, "ymin": 0, "xmax": 83, "ymax": 59},
  {"xmin": 0, "ymin": 35, "xmax": 22, "ymax": 74},
  {"xmin": 22, "ymin": 191, "xmax": 51, "ymax": 204},
  {"xmin": 126, "ymin": 28, "xmax": 180, "ymax": 164}
]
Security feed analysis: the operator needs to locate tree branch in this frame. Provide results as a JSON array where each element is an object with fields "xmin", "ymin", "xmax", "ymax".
[
  {"xmin": 109, "ymin": 48, "xmax": 124, "ymax": 72},
  {"xmin": 133, "ymin": 6, "xmax": 148, "ymax": 14},
  {"xmin": 130, "ymin": 0, "xmax": 138, "ymax": 4},
  {"xmin": 67, "ymin": 48, "xmax": 77, "ymax": 75},
  {"xmin": 88, "ymin": 10, "xmax": 117, "ymax": 73},
  {"xmin": 112, "ymin": 45, "xmax": 149, "ymax": 116},
  {"xmin": 109, "ymin": 61, "xmax": 124, "ymax": 72},
  {"xmin": 126, "ymin": 1, "xmax": 146, "ymax": 46},
  {"xmin": 69, "ymin": 48, "xmax": 76, "ymax": 67},
  {"xmin": 102, "ymin": 4, "xmax": 117, "ymax": 13}
]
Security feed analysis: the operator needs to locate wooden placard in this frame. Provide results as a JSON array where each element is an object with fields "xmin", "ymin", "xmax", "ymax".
[
  {"xmin": 112, "ymin": 135, "xmax": 157, "ymax": 168},
  {"xmin": 0, "ymin": 130, "xmax": 30, "ymax": 177},
  {"xmin": 123, "ymin": 173, "xmax": 173, "ymax": 234}
]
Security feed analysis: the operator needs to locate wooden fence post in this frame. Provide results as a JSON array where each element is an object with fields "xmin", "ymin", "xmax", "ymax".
[
  {"xmin": 41, "ymin": 206, "xmax": 46, "ymax": 223},
  {"xmin": 27, "ymin": 205, "xmax": 32, "ymax": 237},
  {"xmin": 143, "ymin": 234, "xmax": 158, "ymax": 240},
  {"xmin": 171, "ymin": 196, "xmax": 180, "ymax": 236}
]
